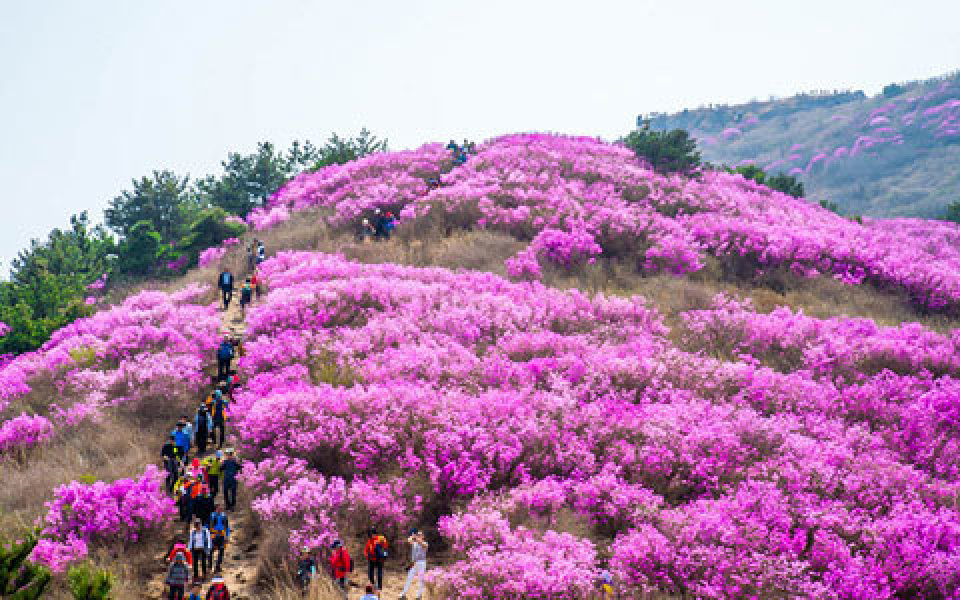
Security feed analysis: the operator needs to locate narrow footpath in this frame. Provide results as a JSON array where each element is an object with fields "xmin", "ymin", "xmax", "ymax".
[{"xmin": 147, "ymin": 280, "xmax": 426, "ymax": 598}]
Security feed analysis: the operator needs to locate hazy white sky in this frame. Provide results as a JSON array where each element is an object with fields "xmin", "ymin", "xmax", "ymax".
[{"xmin": 2, "ymin": 0, "xmax": 959, "ymax": 272}]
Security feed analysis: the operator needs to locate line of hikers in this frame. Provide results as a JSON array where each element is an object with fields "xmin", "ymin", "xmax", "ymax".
[
  {"xmin": 295, "ymin": 526, "xmax": 430, "ymax": 599},
  {"xmin": 447, "ymin": 139, "xmax": 477, "ymax": 166},
  {"xmin": 217, "ymin": 269, "xmax": 262, "ymax": 315},
  {"xmin": 161, "ymin": 342, "xmax": 244, "ymax": 599}
]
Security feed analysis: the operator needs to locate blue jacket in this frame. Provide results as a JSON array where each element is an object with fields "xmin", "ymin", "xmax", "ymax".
[
  {"xmin": 217, "ymin": 342, "xmax": 234, "ymax": 361},
  {"xmin": 222, "ymin": 458, "xmax": 242, "ymax": 483},
  {"xmin": 173, "ymin": 429, "xmax": 191, "ymax": 451}
]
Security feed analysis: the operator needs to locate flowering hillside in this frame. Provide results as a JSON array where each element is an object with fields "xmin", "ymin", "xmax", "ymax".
[
  {"xmin": 230, "ymin": 251, "xmax": 960, "ymax": 598},
  {"xmin": 251, "ymin": 133, "xmax": 960, "ymax": 314},
  {"xmin": 648, "ymin": 71, "xmax": 960, "ymax": 217}
]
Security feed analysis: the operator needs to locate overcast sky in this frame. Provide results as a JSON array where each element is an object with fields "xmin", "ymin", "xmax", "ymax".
[{"xmin": 2, "ymin": 0, "xmax": 959, "ymax": 273}]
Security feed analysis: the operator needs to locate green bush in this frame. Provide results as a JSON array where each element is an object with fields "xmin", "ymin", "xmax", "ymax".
[
  {"xmin": 0, "ymin": 532, "xmax": 52, "ymax": 599},
  {"xmin": 67, "ymin": 563, "xmax": 113, "ymax": 600},
  {"xmin": 623, "ymin": 123, "xmax": 701, "ymax": 175}
]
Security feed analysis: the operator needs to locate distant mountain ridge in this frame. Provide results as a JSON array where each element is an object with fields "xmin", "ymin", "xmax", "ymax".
[{"xmin": 644, "ymin": 72, "xmax": 960, "ymax": 217}]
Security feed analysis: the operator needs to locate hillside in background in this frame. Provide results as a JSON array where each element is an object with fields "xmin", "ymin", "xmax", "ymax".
[
  {"xmin": 646, "ymin": 71, "xmax": 960, "ymax": 217},
  {"xmin": 3, "ymin": 133, "xmax": 960, "ymax": 598}
]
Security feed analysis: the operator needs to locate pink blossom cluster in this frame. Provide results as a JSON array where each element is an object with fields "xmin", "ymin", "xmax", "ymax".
[
  {"xmin": 228, "ymin": 252, "xmax": 960, "ymax": 597},
  {"xmin": 0, "ymin": 283, "xmax": 219, "ymax": 452},
  {"xmin": 32, "ymin": 466, "xmax": 175, "ymax": 572},
  {"xmin": 250, "ymin": 132, "xmax": 960, "ymax": 313},
  {"xmin": 198, "ymin": 245, "xmax": 228, "ymax": 268},
  {"xmin": 0, "ymin": 413, "xmax": 53, "ymax": 454}
]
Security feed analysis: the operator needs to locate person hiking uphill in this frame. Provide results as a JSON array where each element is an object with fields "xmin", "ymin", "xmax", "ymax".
[
  {"xmin": 203, "ymin": 451, "xmax": 223, "ymax": 498},
  {"xmin": 239, "ymin": 278, "xmax": 253, "ymax": 316},
  {"xmin": 206, "ymin": 576, "xmax": 230, "ymax": 600},
  {"xmin": 295, "ymin": 547, "xmax": 316, "ymax": 591},
  {"xmin": 209, "ymin": 505, "xmax": 230, "ymax": 573},
  {"xmin": 165, "ymin": 552, "xmax": 191, "ymax": 600},
  {"xmin": 217, "ymin": 270, "xmax": 234, "ymax": 311},
  {"xmin": 210, "ymin": 389, "xmax": 228, "ymax": 448},
  {"xmin": 162, "ymin": 435, "xmax": 183, "ymax": 493},
  {"xmin": 188, "ymin": 519, "xmax": 212, "ymax": 582},
  {"xmin": 173, "ymin": 422, "xmax": 192, "ymax": 462},
  {"xmin": 221, "ymin": 449, "xmax": 242, "ymax": 511},
  {"xmin": 216, "ymin": 339, "xmax": 234, "ymax": 382},
  {"xmin": 256, "ymin": 241, "xmax": 266, "ymax": 265},
  {"xmin": 194, "ymin": 405, "xmax": 211, "ymax": 456},
  {"xmin": 328, "ymin": 539, "xmax": 353, "ymax": 591},
  {"xmin": 364, "ymin": 527, "xmax": 389, "ymax": 591},
  {"xmin": 400, "ymin": 528, "xmax": 428, "ymax": 600}
]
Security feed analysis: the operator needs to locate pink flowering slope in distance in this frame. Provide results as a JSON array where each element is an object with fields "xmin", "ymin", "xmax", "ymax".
[
  {"xmin": 233, "ymin": 251, "xmax": 960, "ymax": 598},
  {"xmin": 250, "ymin": 133, "xmax": 960, "ymax": 314}
]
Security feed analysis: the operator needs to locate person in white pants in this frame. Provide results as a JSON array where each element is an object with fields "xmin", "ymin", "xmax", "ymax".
[{"xmin": 401, "ymin": 528, "xmax": 428, "ymax": 599}]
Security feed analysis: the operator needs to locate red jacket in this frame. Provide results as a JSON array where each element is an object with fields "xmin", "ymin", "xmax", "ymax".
[
  {"xmin": 364, "ymin": 535, "xmax": 388, "ymax": 562},
  {"xmin": 329, "ymin": 547, "xmax": 352, "ymax": 579}
]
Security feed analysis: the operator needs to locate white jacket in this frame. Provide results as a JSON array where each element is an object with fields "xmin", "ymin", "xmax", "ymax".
[{"xmin": 188, "ymin": 527, "xmax": 212, "ymax": 551}]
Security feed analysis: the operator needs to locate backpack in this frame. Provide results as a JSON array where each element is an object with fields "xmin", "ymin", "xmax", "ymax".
[
  {"xmin": 211, "ymin": 513, "xmax": 229, "ymax": 538},
  {"xmin": 240, "ymin": 285, "xmax": 252, "ymax": 303},
  {"xmin": 219, "ymin": 272, "xmax": 233, "ymax": 287},
  {"xmin": 208, "ymin": 585, "xmax": 229, "ymax": 600},
  {"xmin": 217, "ymin": 343, "xmax": 233, "ymax": 361},
  {"xmin": 376, "ymin": 542, "xmax": 388, "ymax": 561}
]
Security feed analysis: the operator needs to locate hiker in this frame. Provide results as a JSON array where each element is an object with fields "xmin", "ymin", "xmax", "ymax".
[
  {"xmin": 174, "ymin": 475, "xmax": 191, "ymax": 522},
  {"xmin": 246, "ymin": 239, "xmax": 259, "ymax": 271},
  {"xmin": 222, "ymin": 449, "xmax": 242, "ymax": 511},
  {"xmin": 358, "ymin": 218, "xmax": 376, "ymax": 241},
  {"xmin": 203, "ymin": 451, "xmax": 223, "ymax": 498},
  {"xmin": 210, "ymin": 505, "xmax": 231, "ymax": 573},
  {"xmin": 372, "ymin": 208, "xmax": 388, "ymax": 241},
  {"xmin": 173, "ymin": 422, "xmax": 191, "ymax": 462},
  {"xmin": 194, "ymin": 485, "xmax": 215, "ymax": 528},
  {"xmin": 187, "ymin": 582, "xmax": 204, "ymax": 600},
  {"xmin": 385, "ymin": 212, "xmax": 397, "ymax": 237},
  {"xmin": 256, "ymin": 241, "xmax": 266, "ymax": 265},
  {"xmin": 364, "ymin": 526, "xmax": 388, "ymax": 591},
  {"xmin": 239, "ymin": 278, "xmax": 253, "ymax": 316},
  {"xmin": 182, "ymin": 476, "xmax": 203, "ymax": 524},
  {"xmin": 251, "ymin": 271, "xmax": 263, "ymax": 299},
  {"xmin": 296, "ymin": 548, "xmax": 316, "ymax": 591},
  {"xmin": 598, "ymin": 570, "xmax": 615, "ymax": 599},
  {"xmin": 468, "ymin": 141, "xmax": 477, "ymax": 154},
  {"xmin": 446, "ymin": 139, "xmax": 459, "ymax": 155},
  {"xmin": 328, "ymin": 539, "xmax": 352, "ymax": 591},
  {"xmin": 400, "ymin": 528, "xmax": 428, "ymax": 600},
  {"xmin": 188, "ymin": 519, "xmax": 212, "ymax": 582},
  {"xmin": 210, "ymin": 389, "xmax": 228, "ymax": 449},
  {"xmin": 195, "ymin": 405, "xmax": 211, "ymax": 455},
  {"xmin": 216, "ymin": 339, "xmax": 234, "ymax": 381},
  {"xmin": 217, "ymin": 270, "xmax": 234, "ymax": 310},
  {"xmin": 166, "ymin": 537, "xmax": 194, "ymax": 566},
  {"xmin": 206, "ymin": 576, "xmax": 230, "ymax": 600},
  {"xmin": 360, "ymin": 584, "xmax": 379, "ymax": 600},
  {"xmin": 162, "ymin": 435, "xmax": 183, "ymax": 493},
  {"xmin": 165, "ymin": 552, "xmax": 191, "ymax": 600}
]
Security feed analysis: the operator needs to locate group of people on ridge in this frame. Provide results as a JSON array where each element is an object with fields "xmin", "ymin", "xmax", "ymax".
[
  {"xmin": 446, "ymin": 138, "xmax": 477, "ymax": 166},
  {"xmin": 295, "ymin": 526, "xmax": 429, "ymax": 598},
  {"xmin": 359, "ymin": 208, "xmax": 398, "ymax": 242},
  {"xmin": 161, "ymin": 336, "xmax": 244, "ymax": 599}
]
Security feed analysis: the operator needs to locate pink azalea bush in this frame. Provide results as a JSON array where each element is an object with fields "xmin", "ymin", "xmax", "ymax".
[
  {"xmin": 0, "ymin": 283, "xmax": 219, "ymax": 451},
  {"xmin": 253, "ymin": 132, "xmax": 960, "ymax": 313},
  {"xmin": 229, "ymin": 251, "xmax": 960, "ymax": 598},
  {"xmin": 32, "ymin": 466, "xmax": 175, "ymax": 572},
  {"xmin": 198, "ymin": 245, "xmax": 228, "ymax": 268}
]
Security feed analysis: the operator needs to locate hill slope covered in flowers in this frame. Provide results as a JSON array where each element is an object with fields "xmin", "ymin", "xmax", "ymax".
[
  {"xmin": 647, "ymin": 71, "xmax": 960, "ymax": 218},
  {"xmin": 2, "ymin": 132, "xmax": 960, "ymax": 598}
]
